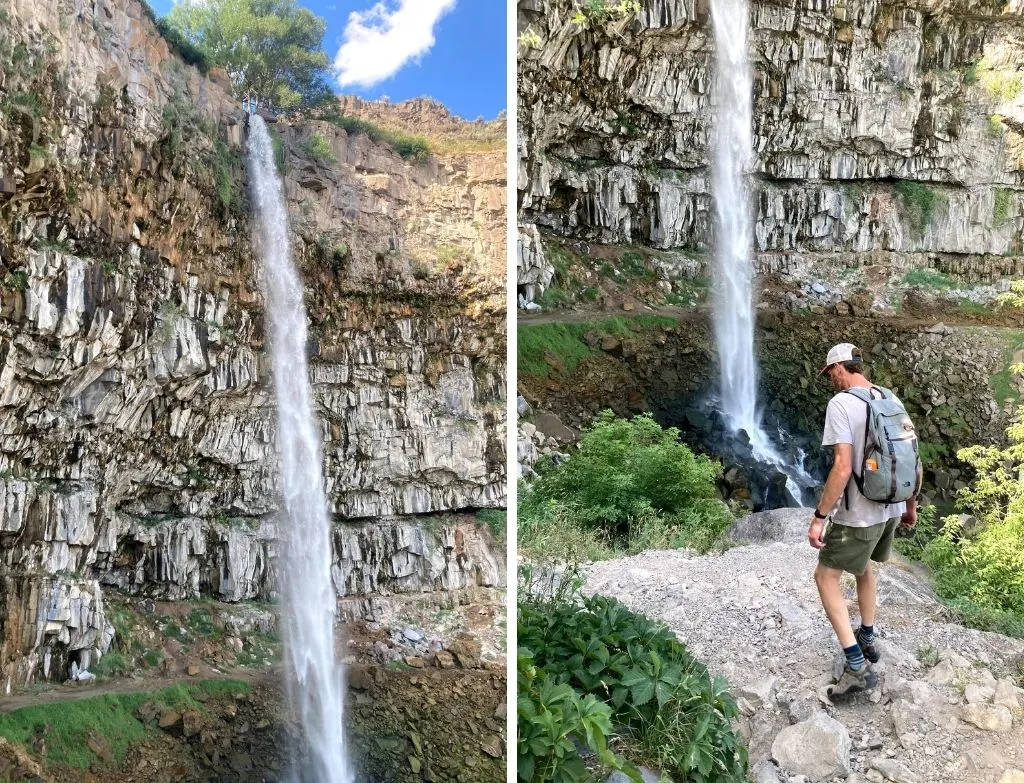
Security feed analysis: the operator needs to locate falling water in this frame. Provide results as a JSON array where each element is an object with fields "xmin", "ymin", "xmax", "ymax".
[
  {"xmin": 247, "ymin": 115, "xmax": 353, "ymax": 783},
  {"xmin": 709, "ymin": 0, "xmax": 814, "ymax": 501}
]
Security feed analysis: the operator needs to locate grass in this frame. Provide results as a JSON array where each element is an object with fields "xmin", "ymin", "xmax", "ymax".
[
  {"xmin": 315, "ymin": 109, "xmax": 430, "ymax": 162},
  {"xmin": 893, "ymin": 180, "xmax": 941, "ymax": 233},
  {"xmin": 476, "ymin": 508, "xmax": 507, "ymax": 544},
  {"xmin": 0, "ymin": 681, "xmax": 246, "ymax": 769},
  {"xmin": 517, "ymin": 316, "xmax": 676, "ymax": 379},
  {"xmin": 902, "ymin": 268, "xmax": 959, "ymax": 290},
  {"xmin": 994, "ymin": 187, "xmax": 1013, "ymax": 226}
]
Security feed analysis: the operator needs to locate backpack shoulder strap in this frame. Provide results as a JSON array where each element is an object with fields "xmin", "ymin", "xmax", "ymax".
[{"xmin": 843, "ymin": 387, "xmax": 872, "ymax": 402}]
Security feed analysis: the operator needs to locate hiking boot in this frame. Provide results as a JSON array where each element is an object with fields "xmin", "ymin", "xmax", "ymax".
[
  {"xmin": 855, "ymin": 626, "xmax": 881, "ymax": 664},
  {"xmin": 827, "ymin": 663, "xmax": 877, "ymax": 703}
]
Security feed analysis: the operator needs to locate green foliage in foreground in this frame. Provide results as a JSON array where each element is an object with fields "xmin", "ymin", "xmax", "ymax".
[
  {"xmin": 520, "ymin": 411, "xmax": 732, "ymax": 560},
  {"xmin": 518, "ymin": 569, "xmax": 746, "ymax": 782},
  {"xmin": 899, "ymin": 363, "xmax": 1024, "ymax": 637},
  {"xmin": 518, "ymin": 649, "xmax": 637, "ymax": 783},
  {"xmin": 0, "ymin": 680, "xmax": 250, "ymax": 768}
]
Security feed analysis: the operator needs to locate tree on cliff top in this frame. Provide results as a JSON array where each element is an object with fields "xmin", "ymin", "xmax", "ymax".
[{"xmin": 164, "ymin": 0, "xmax": 333, "ymax": 110}]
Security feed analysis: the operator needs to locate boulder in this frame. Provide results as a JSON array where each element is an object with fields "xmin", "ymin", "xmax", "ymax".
[{"xmin": 771, "ymin": 711, "xmax": 851, "ymax": 781}]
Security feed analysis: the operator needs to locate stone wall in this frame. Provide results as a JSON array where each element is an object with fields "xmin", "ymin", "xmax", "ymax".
[
  {"xmin": 517, "ymin": 0, "xmax": 1024, "ymax": 301},
  {"xmin": 0, "ymin": 0, "xmax": 506, "ymax": 687}
]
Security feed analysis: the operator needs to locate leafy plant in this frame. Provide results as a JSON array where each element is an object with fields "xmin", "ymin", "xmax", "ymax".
[
  {"xmin": 571, "ymin": 0, "xmax": 642, "ymax": 29},
  {"xmin": 518, "ymin": 649, "xmax": 637, "ymax": 782},
  {"xmin": 304, "ymin": 132, "xmax": 335, "ymax": 163},
  {"xmin": 898, "ymin": 361, "xmax": 1024, "ymax": 637},
  {"xmin": 519, "ymin": 569, "xmax": 747, "ymax": 782}
]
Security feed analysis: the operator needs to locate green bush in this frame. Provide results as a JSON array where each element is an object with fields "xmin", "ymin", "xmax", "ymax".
[
  {"xmin": 528, "ymin": 411, "xmax": 725, "ymax": 539},
  {"xmin": 518, "ymin": 649, "xmax": 636, "ymax": 783},
  {"xmin": 304, "ymin": 132, "xmax": 335, "ymax": 163},
  {"xmin": 900, "ymin": 374, "xmax": 1024, "ymax": 636},
  {"xmin": 519, "ymin": 569, "xmax": 746, "ymax": 782}
]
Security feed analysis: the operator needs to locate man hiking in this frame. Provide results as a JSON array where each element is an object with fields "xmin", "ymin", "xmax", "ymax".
[{"xmin": 809, "ymin": 343, "xmax": 921, "ymax": 702}]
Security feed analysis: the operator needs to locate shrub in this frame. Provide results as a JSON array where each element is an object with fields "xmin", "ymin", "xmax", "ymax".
[
  {"xmin": 901, "ymin": 367, "xmax": 1024, "ymax": 637},
  {"xmin": 519, "ymin": 569, "xmax": 747, "ymax": 782},
  {"xmin": 304, "ymin": 132, "xmax": 335, "ymax": 163},
  {"xmin": 529, "ymin": 411, "xmax": 724, "ymax": 538},
  {"xmin": 571, "ymin": 0, "xmax": 642, "ymax": 29}
]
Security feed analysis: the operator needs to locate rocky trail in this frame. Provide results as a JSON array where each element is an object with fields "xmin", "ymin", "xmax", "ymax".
[{"xmin": 583, "ymin": 508, "xmax": 1024, "ymax": 783}]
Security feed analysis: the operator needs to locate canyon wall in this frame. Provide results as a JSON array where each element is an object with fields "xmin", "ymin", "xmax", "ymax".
[
  {"xmin": 517, "ymin": 0, "xmax": 1024, "ymax": 297},
  {"xmin": 0, "ymin": 0, "xmax": 505, "ymax": 689}
]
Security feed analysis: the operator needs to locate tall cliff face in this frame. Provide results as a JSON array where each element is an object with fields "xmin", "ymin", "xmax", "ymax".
[
  {"xmin": 0, "ymin": 0, "xmax": 505, "ymax": 690},
  {"xmin": 517, "ymin": 0, "xmax": 1024, "ymax": 296}
]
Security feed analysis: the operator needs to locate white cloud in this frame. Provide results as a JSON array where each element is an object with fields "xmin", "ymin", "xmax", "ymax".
[{"xmin": 334, "ymin": 0, "xmax": 456, "ymax": 89}]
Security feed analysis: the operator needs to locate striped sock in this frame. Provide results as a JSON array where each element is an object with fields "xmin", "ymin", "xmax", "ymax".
[
  {"xmin": 843, "ymin": 643, "xmax": 866, "ymax": 671},
  {"xmin": 859, "ymin": 624, "xmax": 875, "ymax": 643}
]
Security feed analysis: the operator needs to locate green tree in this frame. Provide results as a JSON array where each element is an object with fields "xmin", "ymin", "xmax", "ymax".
[{"xmin": 165, "ymin": 0, "xmax": 332, "ymax": 110}]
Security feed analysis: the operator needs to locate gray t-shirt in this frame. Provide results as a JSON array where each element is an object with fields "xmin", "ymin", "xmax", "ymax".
[{"xmin": 821, "ymin": 388, "xmax": 906, "ymax": 528}]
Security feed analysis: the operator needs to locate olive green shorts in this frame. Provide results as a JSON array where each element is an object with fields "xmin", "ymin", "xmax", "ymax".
[{"xmin": 818, "ymin": 518, "xmax": 900, "ymax": 576}]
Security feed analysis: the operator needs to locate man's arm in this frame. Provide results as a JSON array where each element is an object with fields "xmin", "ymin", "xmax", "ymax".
[{"xmin": 808, "ymin": 443, "xmax": 853, "ymax": 549}]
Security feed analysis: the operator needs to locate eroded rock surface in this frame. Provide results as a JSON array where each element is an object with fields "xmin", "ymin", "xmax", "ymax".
[
  {"xmin": 0, "ymin": 0, "xmax": 505, "ymax": 689},
  {"xmin": 517, "ymin": 0, "xmax": 1024, "ymax": 304}
]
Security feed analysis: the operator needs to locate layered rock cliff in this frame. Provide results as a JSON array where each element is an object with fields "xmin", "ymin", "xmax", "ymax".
[
  {"xmin": 517, "ymin": 0, "xmax": 1024, "ymax": 300},
  {"xmin": 0, "ymin": 0, "xmax": 506, "ymax": 690}
]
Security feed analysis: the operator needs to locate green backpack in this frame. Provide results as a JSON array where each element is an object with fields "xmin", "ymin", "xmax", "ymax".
[{"xmin": 844, "ymin": 386, "xmax": 922, "ymax": 504}]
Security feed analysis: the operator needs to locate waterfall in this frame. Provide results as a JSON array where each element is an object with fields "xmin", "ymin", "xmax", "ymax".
[
  {"xmin": 247, "ymin": 115, "xmax": 353, "ymax": 783},
  {"xmin": 709, "ymin": 0, "xmax": 814, "ymax": 501}
]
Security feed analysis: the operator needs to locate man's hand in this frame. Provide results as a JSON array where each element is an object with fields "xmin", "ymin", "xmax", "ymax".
[
  {"xmin": 808, "ymin": 517, "xmax": 826, "ymax": 549},
  {"xmin": 900, "ymin": 506, "xmax": 917, "ymax": 529}
]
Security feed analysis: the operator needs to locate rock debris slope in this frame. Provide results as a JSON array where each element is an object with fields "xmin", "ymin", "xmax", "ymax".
[{"xmin": 584, "ymin": 508, "xmax": 1024, "ymax": 783}]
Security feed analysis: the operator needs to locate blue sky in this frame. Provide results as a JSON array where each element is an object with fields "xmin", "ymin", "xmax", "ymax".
[{"xmin": 150, "ymin": 1, "xmax": 506, "ymax": 120}]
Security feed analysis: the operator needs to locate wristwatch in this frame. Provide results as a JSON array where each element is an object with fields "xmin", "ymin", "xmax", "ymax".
[{"xmin": 813, "ymin": 509, "xmax": 828, "ymax": 520}]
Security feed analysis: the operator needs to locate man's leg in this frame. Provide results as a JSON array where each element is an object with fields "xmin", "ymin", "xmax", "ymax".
[
  {"xmin": 855, "ymin": 562, "xmax": 876, "ymax": 628},
  {"xmin": 814, "ymin": 563, "xmax": 857, "ymax": 649}
]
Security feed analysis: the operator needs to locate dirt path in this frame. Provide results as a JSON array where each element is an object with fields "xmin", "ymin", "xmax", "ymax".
[{"xmin": 0, "ymin": 666, "xmax": 279, "ymax": 714}]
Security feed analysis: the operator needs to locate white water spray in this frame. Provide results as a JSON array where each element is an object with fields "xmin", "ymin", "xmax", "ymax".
[
  {"xmin": 247, "ymin": 115, "xmax": 353, "ymax": 783},
  {"xmin": 709, "ymin": 0, "xmax": 814, "ymax": 501}
]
